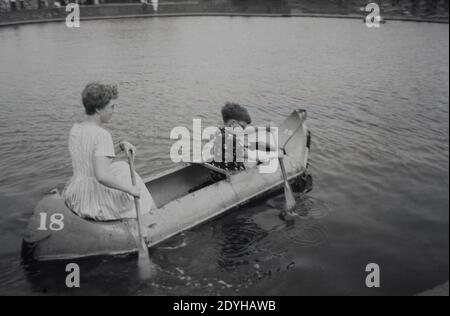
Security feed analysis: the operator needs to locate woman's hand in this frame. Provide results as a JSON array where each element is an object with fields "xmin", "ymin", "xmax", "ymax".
[
  {"xmin": 119, "ymin": 141, "xmax": 137, "ymax": 160},
  {"xmin": 128, "ymin": 185, "xmax": 141, "ymax": 199}
]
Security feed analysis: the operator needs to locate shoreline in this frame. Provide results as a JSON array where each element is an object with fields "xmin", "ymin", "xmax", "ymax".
[
  {"xmin": 1, "ymin": 12, "xmax": 449, "ymax": 28},
  {"xmin": 0, "ymin": 3, "xmax": 448, "ymax": 28}
]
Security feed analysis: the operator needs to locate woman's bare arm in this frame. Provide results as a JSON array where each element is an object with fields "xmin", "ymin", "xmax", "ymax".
[{"xmin": 94, "ymin": 156, "xmax": 140, "ymax": 197}]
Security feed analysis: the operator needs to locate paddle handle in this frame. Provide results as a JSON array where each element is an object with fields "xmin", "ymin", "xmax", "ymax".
[
  {"xmin": 278, "ymin": 156, "xmax": 289, "ymax": 182},
  {"xmin": 127, "ymin": 152, "xmax": 148, "ymax": 252}
]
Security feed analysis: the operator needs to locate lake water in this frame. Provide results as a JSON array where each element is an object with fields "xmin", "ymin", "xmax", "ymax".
[{"xmin": 0, "ymin": 16, "xmax": 448, "ymax": 295}]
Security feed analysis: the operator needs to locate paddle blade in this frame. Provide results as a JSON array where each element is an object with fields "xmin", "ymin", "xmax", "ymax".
[
  {"xmin": 278, "ymin": 157, "xmax": 298, "ymax": 219},
  {"xmin": 284, "ymin": 183, "xmax": 297, "ymax": 212},
  {"xmin": 137, "ymin": 253, "xmax": 156, "ymax": 280},
  {"xmin": 136, "ymin": 238, "xmax": 156, "ymax": 279},
  {"xmin": 280, "ymin": 185, "xmax": 297, "ymax": 223}
]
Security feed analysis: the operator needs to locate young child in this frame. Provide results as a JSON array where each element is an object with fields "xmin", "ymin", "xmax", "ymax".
[
  {"xmin": 209, "ymin": 102, "xmax": 250, "ymax": 171},
  {"xmin": 208, "ymin": 102, "xmax": 278, "ymax": 172}
]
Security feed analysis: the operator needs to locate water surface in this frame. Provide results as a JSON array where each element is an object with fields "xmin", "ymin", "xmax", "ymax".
[{"xmin": 0, "ymin": 17, "xmax": 448, "ymax": 295}]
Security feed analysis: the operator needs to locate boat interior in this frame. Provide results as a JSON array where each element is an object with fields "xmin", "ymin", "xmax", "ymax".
[{"xmin": 144, "ymin": 163, "xmax": 227, "ymax": 208}]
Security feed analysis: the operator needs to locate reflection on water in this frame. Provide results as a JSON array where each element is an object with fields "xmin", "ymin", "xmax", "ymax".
[
  {"xmin": 22, "ymin": 255, "xmax": 149, "ymax": 295},
  {"xmin": 0, "ymin": 17, "xmax": 448, "ymax": 295},
  {"xmin": 217, "ymin": 218, "xmax": 269, "ymax": 269}
]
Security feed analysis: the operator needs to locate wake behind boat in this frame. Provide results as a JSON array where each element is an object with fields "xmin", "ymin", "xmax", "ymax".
[{"xmin": 21, "ymin": 110, "xmax": 311, "ymax": 262}]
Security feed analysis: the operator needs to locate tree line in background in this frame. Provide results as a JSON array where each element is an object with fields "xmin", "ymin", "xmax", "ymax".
[
  {"xmin": 395, "ymin": 0, "xmax": 449, "ymax": 16},
  {"xmin": 1, "ymin": 0, "xmax": 449, "ymax": 17},
  {"xmin": 0, "ymin": 0, "xmax": 131, "ymax": 12},
  {"xmin": 290, "ymin": 0, "xmax": 448, "ymax": 16},
  {"xmin": 365, "ymin": 0, "xmax": 447, "ymax": 16}
]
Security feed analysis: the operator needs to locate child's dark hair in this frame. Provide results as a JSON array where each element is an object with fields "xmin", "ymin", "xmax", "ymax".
[{"xmin": 221, "ymin": 102, "xmax": 251, "ymax": 124}]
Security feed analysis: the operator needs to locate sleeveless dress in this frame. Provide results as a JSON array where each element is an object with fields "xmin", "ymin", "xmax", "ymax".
[{"xmin": 62, "ymin": 123, "xmax": 154, "ymax": 221}]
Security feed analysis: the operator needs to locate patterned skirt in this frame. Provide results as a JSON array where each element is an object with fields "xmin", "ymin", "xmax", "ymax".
[{"xmin": 63, "ymin": 161, "xmax": 154, "ymax": 221}]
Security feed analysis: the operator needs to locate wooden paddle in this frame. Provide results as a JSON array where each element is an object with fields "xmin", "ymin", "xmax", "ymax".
[
  {"xmin": 126, "ymin": 149, "xmax": 153, "ymax": 278},
  {"xmin": 278, "ymin": 155, "xmax": 297, "ymax": 221},
  {"xmin": 277, "ymin": 110, "xmax": 307, "ymax": 221}
]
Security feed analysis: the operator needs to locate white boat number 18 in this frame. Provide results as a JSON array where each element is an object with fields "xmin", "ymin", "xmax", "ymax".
[{"xmin": 38, "ymin": 213, "xmax": 65, "ymax": 231}]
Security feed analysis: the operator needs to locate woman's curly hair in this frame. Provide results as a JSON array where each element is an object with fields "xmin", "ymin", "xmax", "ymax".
[{"xmin": 82, "ymin": 82, "xmax": 118, "ymax": 115}]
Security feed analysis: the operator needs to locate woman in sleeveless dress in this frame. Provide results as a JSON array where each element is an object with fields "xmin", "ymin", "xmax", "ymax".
[{"xmin": 63, "ymin": 82, "xmax": 155, "ymax": 221}]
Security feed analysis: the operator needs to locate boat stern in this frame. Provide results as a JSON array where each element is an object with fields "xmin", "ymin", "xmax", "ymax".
[{"xmin": 22, "ymin": 190, "xmax": 138, "ymax": 262}]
